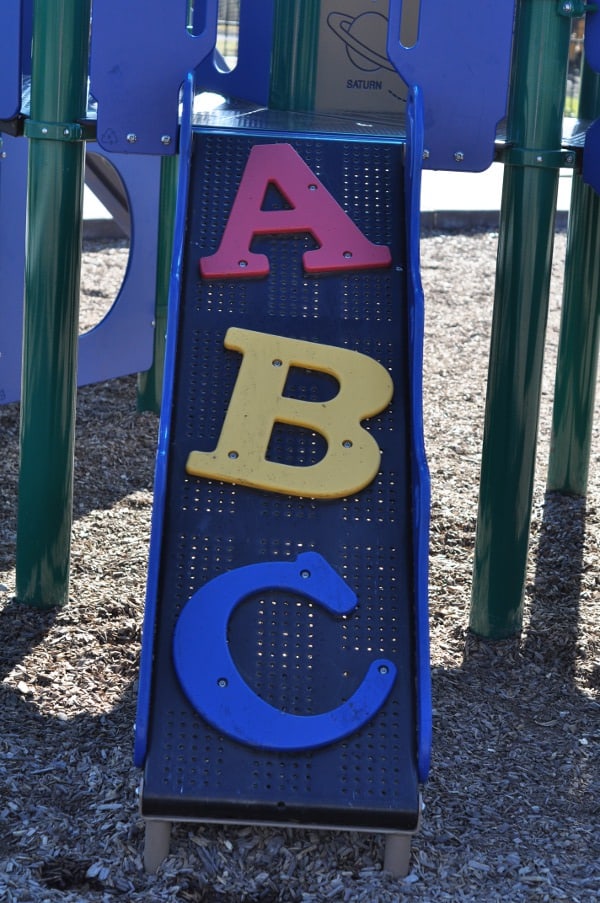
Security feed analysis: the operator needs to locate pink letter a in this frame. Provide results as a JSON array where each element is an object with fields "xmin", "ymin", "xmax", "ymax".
[{"xmin": 199, "ymin": 143, "xmax": 391, "ymax": 279}]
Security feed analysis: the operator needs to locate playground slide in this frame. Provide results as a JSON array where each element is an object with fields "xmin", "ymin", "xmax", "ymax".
[{"xmin": 134, "ymin": 77, "xmax": 430, "ymax": 871}]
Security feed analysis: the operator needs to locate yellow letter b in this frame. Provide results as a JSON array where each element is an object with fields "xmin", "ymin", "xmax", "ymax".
[{"xmin": 186, "ymin": 328, "xmax": 393, "ymax": 498}]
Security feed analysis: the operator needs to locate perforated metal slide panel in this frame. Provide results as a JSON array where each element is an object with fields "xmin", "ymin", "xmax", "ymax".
[{"xmin": 141, "ymin": 129, "xmax": 420, "ymax": 832}]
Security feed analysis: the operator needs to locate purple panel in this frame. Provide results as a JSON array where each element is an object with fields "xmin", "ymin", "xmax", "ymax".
[
  {"xmin": 0, "ymin": 135, "xmax": 28, "ymax": 405},
  {"xmin": 90, "ymin": 0, "xmax": 218, "ymax": 155},
  {"xmin": 78, "ymin": 150, "xmax": 161, "ymax": 385},
  {"xmin": 584, "ymin": 8, "xmax": 600, "ymax": 75},
  {"xmin": 387, "ymin": 0, "xmax": 516, "ymax": 171},
  {"xmin": 0, "ymin": 140, "xmax": 161, "ymax": 404},
  {"xmin": 583, "ymin": 119, "xmax": 600, "ymax": 194},
  {"xmin": 0, "ymin": 0, "xmax": 23, "ymax": 120},
  {"xmin": 583, "ymin": 12, "xmax": 600, "ymax": 193},
  {"xmin": 20, "ymin": 0, "xmax": 33, "ymax": 77}
]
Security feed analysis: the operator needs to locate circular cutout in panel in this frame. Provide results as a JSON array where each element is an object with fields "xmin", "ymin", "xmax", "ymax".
[{"xmin": 80, "ymin": 152, "xmax": 131, "ymax": 336}]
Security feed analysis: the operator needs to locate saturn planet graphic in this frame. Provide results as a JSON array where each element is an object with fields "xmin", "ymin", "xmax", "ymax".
[{"xmin": 327, "ymin": 10, "xmax": 396, "ymax": 73}]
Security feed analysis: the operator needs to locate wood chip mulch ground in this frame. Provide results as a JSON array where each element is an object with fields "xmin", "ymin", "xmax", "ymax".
[{"xmin": 0, "ymin": 230, "xmax": 598, "ymax": 901}]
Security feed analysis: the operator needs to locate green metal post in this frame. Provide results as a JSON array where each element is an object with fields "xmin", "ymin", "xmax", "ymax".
[
  {"xmin": 137, "ymin": 154, "xmax": 179, "ymax": 414},
  {"xmin": 547, "ymin": 60, "xmax": 600, "ymax": 495},
  {"xmin": 269, "ymin": 0, "xmax": 321, "ymax": 111},
  {"xmin": 469, "ymin": 1, "xmax": 571, "ymax": 638},
  {"xmin": 16, "ymin": 0, "xmax": 91, "ymax": 607}
]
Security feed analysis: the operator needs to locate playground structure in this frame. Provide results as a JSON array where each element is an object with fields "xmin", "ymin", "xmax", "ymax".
[{"xmin": 1, "ymin": 0, "xmax": 599, "ymax": 877}]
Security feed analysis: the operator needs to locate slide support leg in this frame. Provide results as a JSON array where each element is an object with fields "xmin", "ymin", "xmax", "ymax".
[
  {"xmin": 383, "ymin": 833, "xmax": 412, "ymax": 877},
  {"xmin": 143, "ymin": 820, "xmax": 172, "ymax": 873}
]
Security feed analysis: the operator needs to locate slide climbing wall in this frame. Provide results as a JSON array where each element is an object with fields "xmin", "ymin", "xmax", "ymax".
[{"xmin": 134, "ymin": 84, "xmax": 430, "ymax": 870}]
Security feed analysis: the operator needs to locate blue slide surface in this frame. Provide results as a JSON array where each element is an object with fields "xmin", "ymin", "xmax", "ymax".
[{"xmin": 136, "ymin": 89, "xmax": 430, "ymax": 834}]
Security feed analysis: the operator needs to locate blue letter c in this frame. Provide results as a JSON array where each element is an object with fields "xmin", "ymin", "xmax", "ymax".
[{"xmin": 173, "ymin": 552, "xmax": 396, "ymax": 751}]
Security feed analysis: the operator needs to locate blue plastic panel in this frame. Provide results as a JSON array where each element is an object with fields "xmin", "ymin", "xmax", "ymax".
[
  {"xmin": 583, "ymin": 120, "xmax": 600, "ymax": 194},
  {"xmin": 0, "ymin": 135, "xmax": 28, "ymax": 404},
  {"xmin": 134, "ymin": 76, "xmax": 196, "ymax": 767},
  {"xmin": 404, "ymin": 85, "xmax": 431, "ymax": 782},
  {"xmin": 90, "ymin": 0, "xmax": 218, "ymax": 154},
  {"xmin": 387, "ymin": 0, "xmax": 516, "ymax": 171},
  {"xmin": 78, "ymin": 150, "xmax": 161, "ymax": 384},
  {"xmin": 583, "ymin": 13, "xmax": 600, "ymax": 193},
  {"xmin": 20, "ymin": 0, "xmax": 32, "ymax": 77},
  {"xmin": 0, "ymin": 0, "xmax": 23, "ymax": 120},
  {"xmin": 195, "ymin": 0, "xmax": 274, "ymax": 105},
  {"xmin": 0, "ymin": 139, "xmax": 161, "ymax": 404},
  {"xmin": 584, "ymin": 8, "xmax": 600, "ymax": 75}
]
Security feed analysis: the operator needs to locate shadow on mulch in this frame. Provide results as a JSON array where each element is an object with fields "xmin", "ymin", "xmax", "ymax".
[
  {"xmin": 460, "ymin": 491, "xmax": 597, "ymax": 694},
  {"xmin": 528, "ymin": 491, "xmax": 598, "ymax": 689},
  {"xmin": 0, "ymin": 377, "xmax": 157, "ymax": 575},
  {"xmin": 0, "ymin": 598, "xmax": 59, "ymax": 681},
  {"xmin": 0, "ymin": 601, "xmax": 139, "ymax": 891}
]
